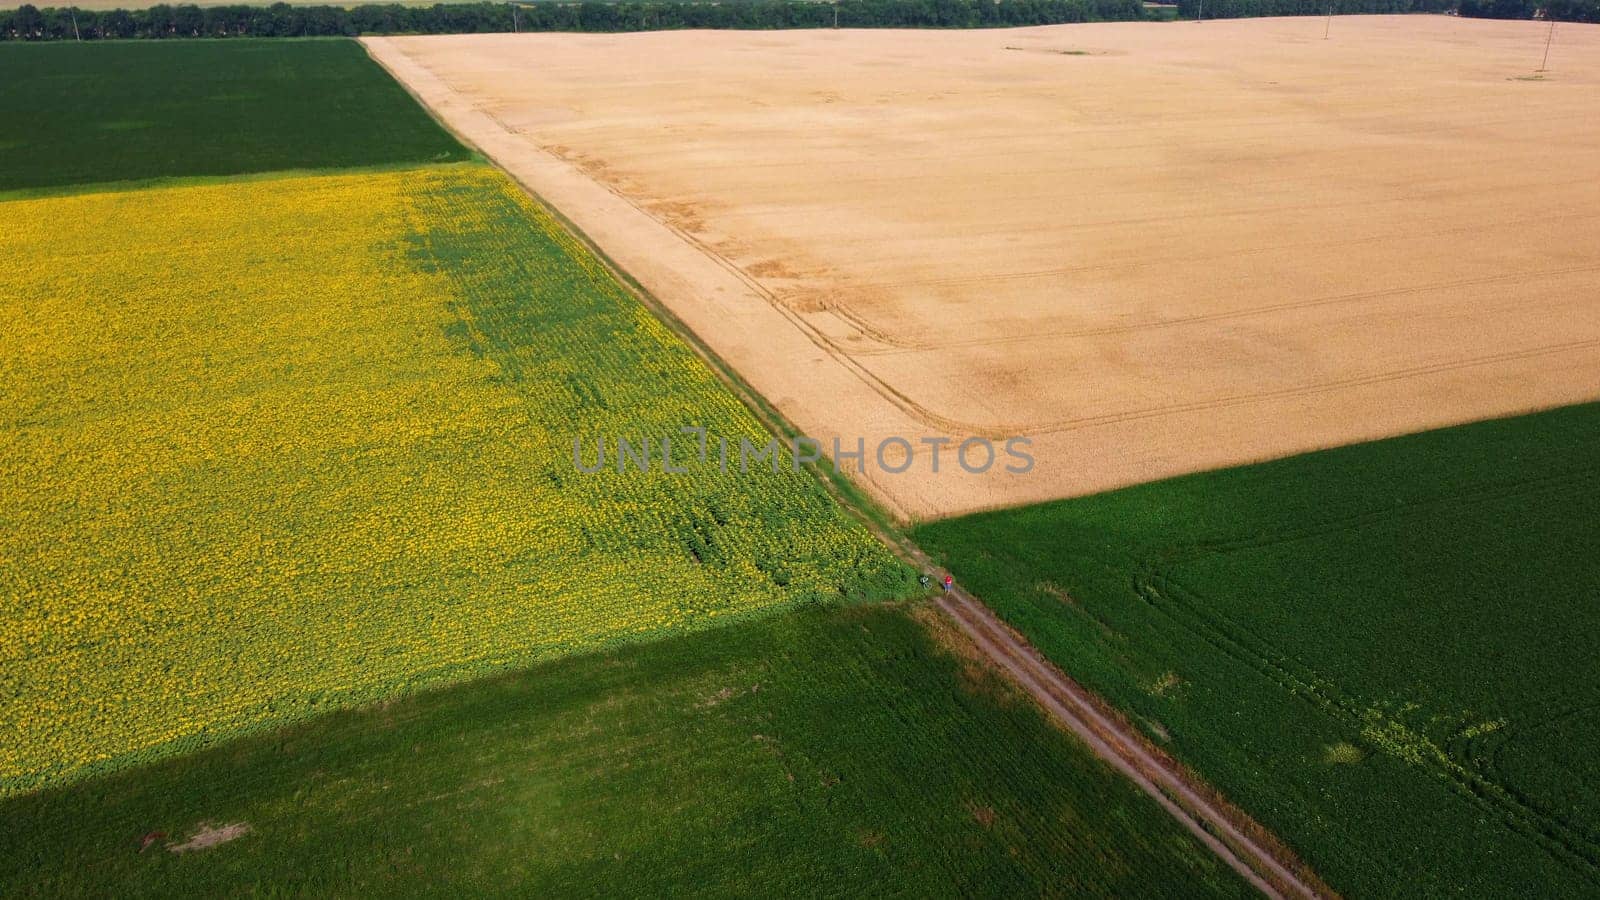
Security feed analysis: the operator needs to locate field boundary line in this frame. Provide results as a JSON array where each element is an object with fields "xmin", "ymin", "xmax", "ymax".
[
  {"xmin": 930, "ymin": 587, "xmax": 1329, "ymax": 899},
  {"xmin": 0, "ymin": 159, "xmax": 481, "ymax": 205},
  {"xmin": 364, "ymin": 36, "xmax": 1343, "ymax": 896}
]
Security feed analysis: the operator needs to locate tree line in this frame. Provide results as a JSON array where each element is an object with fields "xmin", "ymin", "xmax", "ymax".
[
  {"xmin": 0, "ymin": 0, "xmax": 1149, "ymax": 40},
  {"xmin": 1, "ymin": 0, "xmax": 1592, "ymax": 40},
  {"xmin": 1174, "ymin": 0, "xmax": 1595, "ymax": 19}
]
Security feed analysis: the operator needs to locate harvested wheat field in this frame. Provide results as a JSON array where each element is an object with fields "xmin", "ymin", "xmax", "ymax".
[{"xmin": 367, "ymin": 16, "xmax": 1600, "ymax": 520}]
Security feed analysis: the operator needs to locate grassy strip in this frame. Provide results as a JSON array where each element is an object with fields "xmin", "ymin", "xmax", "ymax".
[
  {"xmin": 0, "ymin": 602, "xmax": 1253, "ymax": 897},
  {"xmin": 0, "ymin": 39, "xmax": 468, "ymax": 191},
  {"xmin": 915, "ymin": 401, "xmax": 1600, "ymax": 896}
]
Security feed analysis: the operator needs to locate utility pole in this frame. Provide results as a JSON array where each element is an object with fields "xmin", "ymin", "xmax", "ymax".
[
  {"xmin": 1538, "ymin": 19, "xmax": 1556, "ymax": 72},
  {"xmin": 1324, "ymin": 4, "xmax": 1332, "ymax": 39},
  {"xmin": 1196, "ymin": 0, "xmax": 1203, "ymax": 21},
  {"xmin": 512, "ymin": 3, "xmax": 519, "ymax": 33},
  {"xmin": 70, "ymin": 9, "xmax": 81, "ymax": 40}
]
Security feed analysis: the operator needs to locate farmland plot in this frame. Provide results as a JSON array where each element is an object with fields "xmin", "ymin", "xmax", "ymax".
[
  {"xmin": 0, "ymin": 163, "xmax": 907, "ymax": 797},
  {"xmin": 0, "ymin": 40, "xmax": 469, "ymax": 193},
  {"xmin": 369, "ymin": 17, "xmax": 1600, "ymax": 519},
  {"xmin": 916, "ymin": 402, "xmax": 1600, "ymax": 896}
]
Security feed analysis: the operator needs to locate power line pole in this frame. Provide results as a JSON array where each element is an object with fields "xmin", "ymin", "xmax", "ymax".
[
  {"xmin": 1538, "ymin": 18, "xmax": 1556, "ymax": 72},
  {"xmin": 512, "ymin": 3, "xmax": 518, "ymax": 32},
  {"xmin": 71, "ymin": 9, "xmax": 81, "ymax": 40},
  {"xmin": 1324, "ymin": 4, "xmax": 1332, "ymax": 39}
]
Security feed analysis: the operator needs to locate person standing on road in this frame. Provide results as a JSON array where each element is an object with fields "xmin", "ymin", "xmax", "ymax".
[{"xmin": 942, "ymin": 574, "xmax": 953, "ymax": 593}]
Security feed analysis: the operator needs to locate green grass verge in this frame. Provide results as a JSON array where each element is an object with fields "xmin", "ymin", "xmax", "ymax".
[
  {"xmin": 0, "ymin": 39, "xmax": 468, "ymax": 191},
  {"xmin": 0, "ymin": 602, "xmax": 1252, "ymax": 898},
  {"xmin": 915, "ymin": 401, "xmax": 1600, "ymax": 896}
]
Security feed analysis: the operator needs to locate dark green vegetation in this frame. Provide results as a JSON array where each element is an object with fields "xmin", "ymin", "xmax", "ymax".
[
  {"xmin": 917, "ymin": 402, "xmax": 1600, "ymax": 896},
  {"xmin": 4, "ymin": 0, "xmax": 1593, "ymax": 39},
  {"xmin": 0, "ymin": 0, "xmax": 1147, "ymax": 43},
  {"xmin": 1175, "ymin": 0, "xmax": 1597, "ymax": 20},
  {"xmin": 1, "ymin": 603, "xmax": 1250, "ymax": 897},
  {"xmin": 0, "ymin": 39, "xmax": 467, "ymax": 191},
  {"xmin": 1178, "ymin": 0, "xmax": 1447, "ymax": 17},
  {"xmin": 1458, "ymin": 0, "xmax": 1596, "ymax": 19}
]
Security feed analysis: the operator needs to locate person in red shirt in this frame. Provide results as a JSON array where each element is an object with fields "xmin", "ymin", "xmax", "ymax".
[{"xmin": 942, "ymin": 574, "xmax": 953, "ymax": 593}]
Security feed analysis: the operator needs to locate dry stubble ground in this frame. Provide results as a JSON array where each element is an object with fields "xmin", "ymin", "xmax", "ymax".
[{"xmin": 368, "ymin": 17, "xmax": 1600, "ymax": 519}]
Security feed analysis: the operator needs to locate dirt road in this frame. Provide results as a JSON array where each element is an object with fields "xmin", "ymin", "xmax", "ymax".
[{"xmin": 933, "ymin": 588, "xmax": 1324, "ymax": 898}]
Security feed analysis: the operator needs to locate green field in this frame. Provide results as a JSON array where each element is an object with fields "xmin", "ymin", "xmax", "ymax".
[
  {"xmin": 916, "ymin": 402, "xmax": 1600, "ymax": 896},
  {"xmin": 0, "ymin": 602, "xmax": 1252, "ymax": 897},
  {"xmin": 0, "ymin": 39, "xmax": 468, "ymax": 192}
]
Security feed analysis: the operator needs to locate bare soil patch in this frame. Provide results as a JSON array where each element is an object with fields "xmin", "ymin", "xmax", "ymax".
[{"xmin": 168, "ymin": 822, "xmax": 251, "ymax": 854}]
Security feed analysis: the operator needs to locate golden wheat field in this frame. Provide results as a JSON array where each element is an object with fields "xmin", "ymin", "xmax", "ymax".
[
  {"xmin": 367, "ymin": 16, "xmax": 1600, "ymax": 519},
  {"xmin": 0, "ymin": 163, "xmax": 905, "ymax": 795}
]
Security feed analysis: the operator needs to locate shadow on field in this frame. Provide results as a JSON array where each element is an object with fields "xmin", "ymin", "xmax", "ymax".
[{"xmin": 1, "ymin": 602, "xmax": 1251, "ymax": 898}]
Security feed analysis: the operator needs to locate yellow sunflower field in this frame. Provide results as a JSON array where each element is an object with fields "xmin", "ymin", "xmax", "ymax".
[{"xmin": 0, "ymin": 164, "xmax": 907, "ymax": 795}]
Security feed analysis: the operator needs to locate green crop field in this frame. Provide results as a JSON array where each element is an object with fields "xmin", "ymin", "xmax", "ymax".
[
  {"xmin": 0, "ymin": 603, "xmax": 1252, "ymax": 897},
  {"xmin": 916, "ymin": 402, "xmax": 1600, "ymax": 896},
  {"xmin": 0, "ymin": 39, "xmax": 468, "ymax": 192}
]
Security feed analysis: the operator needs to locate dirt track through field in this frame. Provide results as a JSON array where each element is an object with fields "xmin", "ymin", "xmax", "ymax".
[
  {"xmin": 932, "ymin": 589, "xmax": 1322, "ymax": 898},
  {"xmin": 366, "ymin": 17, "xmax": 1600, "ymax": 520}
]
